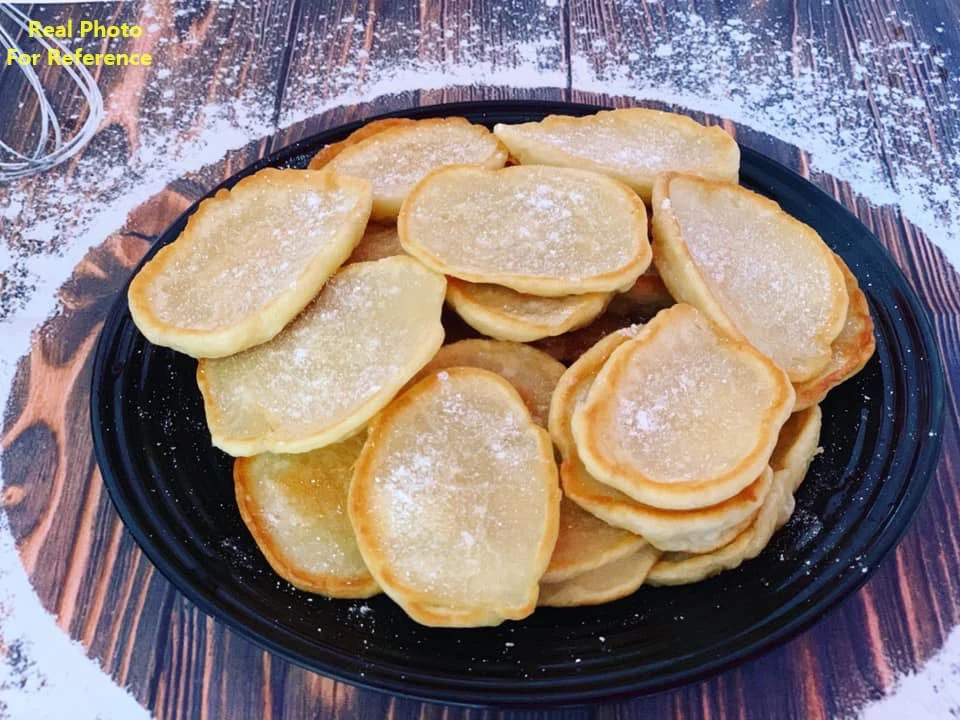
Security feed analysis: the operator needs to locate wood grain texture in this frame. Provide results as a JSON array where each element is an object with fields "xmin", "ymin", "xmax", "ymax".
[{"xmin": 1, "ymin": 0, "xmax": 959, "ymax": 718}]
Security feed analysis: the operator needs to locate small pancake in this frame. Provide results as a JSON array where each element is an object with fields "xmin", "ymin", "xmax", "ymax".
[
  {"xmin": 652, "ymin": 173, "xmax": 849, "ymax": 382},
  {"xmin": 413, "ymin": 339, "xmax": 564, "ymax": 426},
  {"xmin": 572, "ymin": 304, "xmax": 795, "ymax": 510},
  {"xmin": 308, "ymin": 118, "xmax": 417, "ymax": 169},
  {"xmin": 645, "ymin": 408, "xmax": 819, "ymax": 586},
  {"xmin": 349, "ymin": 368, "xmax": 560, "ymax": 627},
  {"xmin": 399, "ymin": 164, "xmax": 651, "ymax": 297},
  {"xmin": 346, "ymin": 223, "xmax": 405, "ymax": 264},
  {"xmin": 446, "ymin": 279, "xmax": 611, "ymax": 342},
  {"xmin": 538, "ymin": 545, "xmax": 660, "ymax": 607},
  {"xmin": 794, "ymin": 257, "xmax": 876, "ymax": 409},
  {"xmin": 312, "ymin": 117, "xmax": 507, "ymax": 221},
  {"xmin": 550, "ymin": 327, "xmax": 774, "ymax": 552},
  {"xmin": 493, "ymin": 108, "xmax": 739, "ymax": 202},
  {"xmin": 562, "ymin": 460, "xmax": 770, "ymax": 553},
  {"xmin": 128, "ymin": 168, "xmax": 372, "ymax": 358},
  {"xmin": 770, "ymin": 405, "xmax": 822, "ymax": 495},
  {"xmin": 234, "ymin": 433, "xmax": 378, "ymax": 598},
  {"xmin": 197, "ymin": 257, "xmax": 446, "ymax": 456},
  {"xmin": 644, "ymin": 469, "xmax": 791, "ymax": 586},
  {"xmin": 542, "ymin": 497, "xmax": 647, "ymax": 584},
  {"xmin": 548, "ymin": 326, "xmax": 644, "ymax": 459}
]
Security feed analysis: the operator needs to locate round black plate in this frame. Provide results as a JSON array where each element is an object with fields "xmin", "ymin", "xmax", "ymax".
[{"xmin": 91, "ymin": 101, "xmax": 945, "ymax": 706}]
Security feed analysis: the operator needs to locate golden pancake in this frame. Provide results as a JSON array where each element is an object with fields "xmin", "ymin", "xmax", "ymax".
[
  {"xmin": 794, "ymin": 256, "xmax": 876, "ymax": 409},
  {"xmin": 399, "ymin": 164, "xmax": 650, "ymax": 296},
  {"xmin": 313, "ymin": 117, "xmax": 507, "ymax": 221},
  {"xmin": 538, "ymin": 545, "xmax": 660, "ymax": 607},
  {"xmin": 550, "ymin": 327, "xmax": 774, "ymax": 552},
  {"xmin": 197, "ymin": 257, "xmax": 446, "ymax": 456},
  {"xmin": 770, "ymin": 405, "xmax": 823, "ymax": 495},
  {"xmin": 346, "ymin": 223, "xmax": 405, "ymax": 264},
  {"xmin": 413, "ymin": 339, "xmax": 564, "ymax": 426},
  {"xmin": 349, "ymin": 368, "xmax": 560, "ymax": 627},
  {"xmin": 234, "ymin": 433, "xmax": 378, "ymax": 598},
  {"xmin": 572, "ymin": 304, "xmax": 795, "ymax": 509},
  {"xmin": 562, "ymin": 459, "xmax": 770, "ymax": 553},
  {"xmin": 308, "ymin": 118, "xmax": 418, "ymax": 169},
  {"xmin": 128, "ymin": 168, "xmax": 372, "ymax": 358},
  {"xmin": 652, "ymin": 173, "xmax": 849, "ymax": 382},
  {"xmin": 645, "ymin": 406, "xmax": 820, "ymax": 585},
  {"xmin": 548, "ymin": 326, "xmax": 644, "ymax": 459},
  {"xmin": 493, "ymin": 108, "xmax": 739, "ymax": 202},
  {"xmin": 541, "ymin": 497, "xmax": 646, "ymax": 584},
  {"xmin": 644, "ymin": 470, "xmax": 790, "ymax": 586},
  {"xmin": 445, "ymin": 279, "xmax": 612, "ymax": 342}
]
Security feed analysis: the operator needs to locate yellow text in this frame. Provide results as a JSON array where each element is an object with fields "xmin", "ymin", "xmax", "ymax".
[{"xmin": 46, "ymin": 48, "xmax": 153, "ymax": 66}]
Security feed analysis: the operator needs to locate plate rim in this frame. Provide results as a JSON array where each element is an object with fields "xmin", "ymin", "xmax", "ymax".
[{"xmin": 89, "ymin": 99, "xmax": 947, "ymax": 707}]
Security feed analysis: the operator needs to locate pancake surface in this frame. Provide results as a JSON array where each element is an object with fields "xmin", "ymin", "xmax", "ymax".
[
  {"xmin": 446, "ymin": 279, "xmax": 611, "ymax": 342},
  {"xmin": 550, "ymin": 327, "xmax": 773, "ymax": 551},
  {"xmin": 399, "ymin": 164, "xmax": 650, "ymax": 296},
  {"xmin": 128, "ymin": 168, "xmax": 372, "ymax": 358},
  {"xmin": 645, "ymin": 404, "xmax": 820, "ymax": 585},
  {"xmin": 548, "ymin": 327, "xmax": 643, "ymax": 459},
  {"xmin": 493, "ymin": 108, "xmax": 739, "ymax": 202},
  {"xmin": 197, "ymin": 257, "xmax": 446, "ymax": 456},
  {"xmin": 308, "ymin": 118, "xmax": 417, "ymax": 169},
  {"xmin": 793, "ymin": 257, "xmax": 876, "ymax": 409},
  {"xmin": 413, "ymin": 339, "xmax": 564, "ymax": 426},
  {"xmin": 542, "ymin": 497, "xmax": 646, "ymax": 584},
  {"xmin": 312, "ymin": 117, "xmax": 507, "ymax": 221},
  {"xmin": 652, "ymin": 173, "xmax": 849, "ymax": 382},
  {"xmin": 346, "ymin": 223, "xmax": 405, "ymax": 264},
  {"xmin": 234, "ymin": 433, "xmax": 378, "ymax": 598},
  {"xmin": 770, "ymin": 406, "xmax": 822, "ymax": 495},
  {"xmin": 538, "ymin": 545, "xmax": 660, "ymax": 607},
  {"xmin": 572, "ymin": 304, "xmax": 795, "ymax": 509},
  {"xmin": 349, "ymin": 368, "xmax": 560, "ymax": 627},
  {"xmin": 644, "ymin": 469, "xmax": 790, "ymax": 585}
]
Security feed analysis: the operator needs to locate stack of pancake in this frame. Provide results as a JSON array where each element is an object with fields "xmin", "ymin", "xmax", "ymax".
[{"xmin": 126, "ymin": 108, "xmax": 875, "ymax": 627}]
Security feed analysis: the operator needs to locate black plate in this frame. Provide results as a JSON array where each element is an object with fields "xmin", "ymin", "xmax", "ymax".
[{"xmin": 90, "ymin": 101, "xmax": 945, "ymax": 706}]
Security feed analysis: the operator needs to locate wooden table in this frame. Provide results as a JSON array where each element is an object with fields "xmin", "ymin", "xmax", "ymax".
[{"xmin": 1, "ymin": 1, "xmax": 958, "ymax": 717}]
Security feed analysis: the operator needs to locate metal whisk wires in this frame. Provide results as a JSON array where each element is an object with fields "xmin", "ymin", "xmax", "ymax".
[{"xmin": 0, "ymin": 3, "xmax": 104, "ymax": 182}]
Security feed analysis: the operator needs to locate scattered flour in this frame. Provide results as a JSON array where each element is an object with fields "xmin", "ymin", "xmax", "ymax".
[
  {"xmin": 0, "ymin": 1, "xmax": 958, "ymax": 718},
  {"xmin": 859, "ymin": 624, "xmax": 960, "ymax": 719}
]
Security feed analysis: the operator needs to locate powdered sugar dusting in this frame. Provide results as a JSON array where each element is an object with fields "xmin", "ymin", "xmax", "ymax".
[
  {"xmin": 201, "ymin": 258, "xmax": 443, "ymax": 443},
  {"xmin": 2, "ymin": 5, "xmax": 957, "ymax": 323},
  {"xmin": 406, "ymin": 168, "xmax": 641, "ymax": 279},
  {"xmin": 569, "ymin": 7, "xmax": 959, "ymax": 270},
  {"xmin": 598, "ymin": 318, "xmax": 778, "ymax": 483},
  {"xmin": 860, "ymin": 625, "xmax": 960, "ymax": 719},
  {"xmin": 326, "ymin": 121, "xmax": 502, "ymax": 198},
  {"xmin": 148, "ymin": 183, "xmax": 361, "ymax": 329},
  {"xmin": 500, "ymin": 110, "xmax": 736, "ymax": 179},
  {"xmin": 363, "ymin": 372, "xmax": 550, "ymax": 605},
  {"xmin": 666, "ymin": 176, "xmax": 842, "ymax": 374}
]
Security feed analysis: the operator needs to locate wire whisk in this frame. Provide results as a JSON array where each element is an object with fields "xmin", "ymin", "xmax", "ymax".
[{"xmin": 0, "ymin": 3, "xmax": 104, "ymax": 181}]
